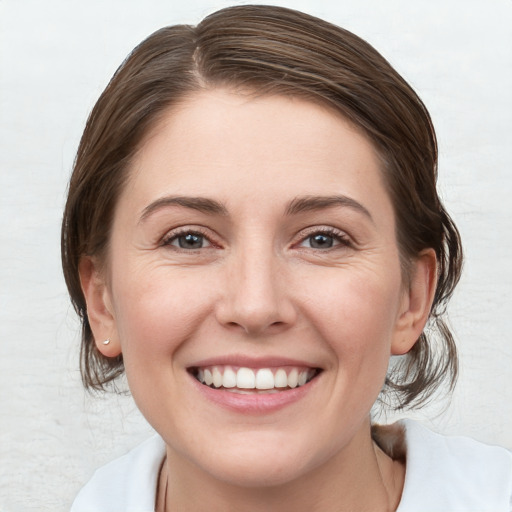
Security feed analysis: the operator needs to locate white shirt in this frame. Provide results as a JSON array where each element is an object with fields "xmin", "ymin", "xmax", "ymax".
[{"xmin": 71, "ymin": 420, "xmax": 512, "ymax": 511}]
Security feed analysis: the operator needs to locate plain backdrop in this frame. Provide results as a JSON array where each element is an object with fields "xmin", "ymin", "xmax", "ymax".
[{"xmin": 0, "ymin": 0, "xmax": 511, "ymax": 510}]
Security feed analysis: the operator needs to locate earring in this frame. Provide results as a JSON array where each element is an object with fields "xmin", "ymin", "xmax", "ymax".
[{"xmin": 102, "ymin": 339, "xmax": 111, "ymax": 345}]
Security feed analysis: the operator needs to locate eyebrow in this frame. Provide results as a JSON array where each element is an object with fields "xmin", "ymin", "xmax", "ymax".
[
  {"xmin": 139, "ymin": 194, "xmax": 373, "ymax": 223},
  {"xmin": 285, "ymin": 195, "xmax": 373, "ymax": 221},
  {"xmin": 139, "ymin": 196, "xmax": 228, "ymax": 222}
]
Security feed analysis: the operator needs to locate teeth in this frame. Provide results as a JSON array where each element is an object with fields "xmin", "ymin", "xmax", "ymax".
[
  {"xmin": 288, "ymin": 368, "xmax": 298, "ymax": 388},
  {"xmin": 274, "ymin": 369, "xmax": 288, "ymax": 388},
  {"xmin": 212, "ymin": 367, "xmax": 223, "ymax": 388},
  {"xmin": 222, "ymin": 367, "xmax": 237, "ymax": 388},
  {"xmin": 237, "ymin": 367, "xmax": 256, "ymax": 389},
  {"xmin": 194, "ymin": 365, "xmax": 317, "ymax": 391},
  {"xmin": 255, "ymin": 368, "xmax": 274, "ymax": 389},
  {"xmin": 204, "ymin": 369, "xmax": 213, "ymax": 386}
]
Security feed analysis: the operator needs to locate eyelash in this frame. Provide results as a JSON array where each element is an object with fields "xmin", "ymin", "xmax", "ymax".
[
  {"xmin": 161, "ymin": 227, "xmax": 217, "ymax": 251},
  {"xmin": 161, "ymin": 226, "xmax": 352, "ymax": 252},
  {"xmin": 295, "ymin": 227, "xmax": 352, "ymax": 250}
]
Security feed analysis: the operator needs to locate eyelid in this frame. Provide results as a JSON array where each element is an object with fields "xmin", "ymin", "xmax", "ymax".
[
  {"xmin": 159, "ymin": 224, "xmax": 354, "ymax": 251},
  {"xmin": 293, "ymin": 226, "xmax": 353, "ymax": 249},
  {"xmin": 161, "ymin": 225, "xmax": 221, "ymax": 249},
  {"xmin": 169, "ymin": 232, "xmax": 212, "ymax": 249}
]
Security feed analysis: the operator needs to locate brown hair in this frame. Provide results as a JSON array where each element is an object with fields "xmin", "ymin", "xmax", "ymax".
[{"xmin": 62, "ymin": 5, "xmax": 462, "ymax": 408}]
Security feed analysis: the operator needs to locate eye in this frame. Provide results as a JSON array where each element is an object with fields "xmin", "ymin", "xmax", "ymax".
[
  {"xmin": 306, "ymin": 233, "xmax": 335, "ymax": 249},
  {"xmin": 165, "ymin": 231, "xmax": 212, "ymax": 250},
  {"xmin": 298, "ymin": 228, "xmax": 351, "ymax": 250}
]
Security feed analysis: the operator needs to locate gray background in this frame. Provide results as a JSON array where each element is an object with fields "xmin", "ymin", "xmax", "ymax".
[{"xmin": 1, "ymin": 0, "xmax": 511, "ymax": 510}]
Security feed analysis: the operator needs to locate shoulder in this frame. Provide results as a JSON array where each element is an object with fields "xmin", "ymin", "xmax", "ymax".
[
  {"xmin": 396, "ymin": 419, "xmax": 512, "ymax": 511},
  {"xmin": 70, "ymin": 434, "xmax": 166, "ymax": 512}
]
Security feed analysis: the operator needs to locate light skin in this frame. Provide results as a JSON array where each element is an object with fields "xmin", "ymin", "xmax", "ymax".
[{"xmin": 80, "ymin": 89, "xmax": 436, "ymax": 511}]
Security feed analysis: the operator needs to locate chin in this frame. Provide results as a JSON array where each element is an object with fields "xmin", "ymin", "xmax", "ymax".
[
  {"xmin": 177, "ymin": 427, "xmax": 328, "ymax": 489},
  {"xmin": 204, "ymin": 451, "xmax": 312, "ymax": 488}
]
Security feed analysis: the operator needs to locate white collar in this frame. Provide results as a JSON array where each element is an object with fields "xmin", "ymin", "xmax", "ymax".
[
  {"xmin": 72, "ymin": 420, "xmax": 512, "ymax": 511},
  {"xmin": 397, "ymin": 419, "xmax": 512, "ymax": 511}
]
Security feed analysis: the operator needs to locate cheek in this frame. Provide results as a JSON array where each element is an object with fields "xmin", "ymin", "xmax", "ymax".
[
  {"xmin": 108, "ymin": 270, "xmax": 216, "ymax": 422},
  {"xmin": 304, "ymin": 267, "xmax": 402, "ymax": 367},
  {"xmin": 318, "ymin": 278, "xmax": 400, "ymax": 419},
  {"xmin": 111, "ymin": 269, "xmax": 212, "ymax": 366}
]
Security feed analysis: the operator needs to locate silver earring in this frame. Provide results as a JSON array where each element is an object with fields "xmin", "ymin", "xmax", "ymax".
[{"xmin": 102, "ymin": 339, "xmax": 111, "ymax": 345}]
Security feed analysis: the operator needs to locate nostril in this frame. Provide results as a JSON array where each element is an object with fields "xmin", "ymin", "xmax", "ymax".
[
  {"xmin": 214, "ymin": 275, "xmax": 297, "ymax": 334},
  {"xmin": 223, "ymin": 319, "xmax": 290, "ymax": 336}
]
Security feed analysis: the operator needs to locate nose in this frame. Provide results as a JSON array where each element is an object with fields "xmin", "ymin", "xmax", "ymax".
[{"xmin": 215, "ymin": 245, "xmax": 297, "ymax": 336}]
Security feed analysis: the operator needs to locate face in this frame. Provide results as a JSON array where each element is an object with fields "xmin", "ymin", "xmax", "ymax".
[{"xmin": 85, "ymin": 89, "xmax": 430, "ymax": 487}]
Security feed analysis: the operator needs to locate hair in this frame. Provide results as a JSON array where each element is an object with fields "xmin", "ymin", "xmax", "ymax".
[{"xmin": 62, "ymin": 4, "xmax": 462, "ymax": 409}]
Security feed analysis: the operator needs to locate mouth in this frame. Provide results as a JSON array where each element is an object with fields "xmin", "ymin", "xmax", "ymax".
[{"xmin": 189, "ymin": 365, "xmax": 321, "ymax": 394}]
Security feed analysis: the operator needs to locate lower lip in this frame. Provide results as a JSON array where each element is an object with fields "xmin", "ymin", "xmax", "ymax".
[{"xmin": 189, "ymin": 373, "xmax": 320, "ymax": 414}]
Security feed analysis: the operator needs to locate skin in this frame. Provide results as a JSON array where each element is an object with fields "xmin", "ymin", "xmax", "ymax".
[{"xmin": 80, "ymin": 89, "xmax": 436, "ymax": 511}]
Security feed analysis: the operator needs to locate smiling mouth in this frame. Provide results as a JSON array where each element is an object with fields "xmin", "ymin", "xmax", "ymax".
[{"xmin": 190, "ymin": 365, "xmax": 321, "ymax": 394}]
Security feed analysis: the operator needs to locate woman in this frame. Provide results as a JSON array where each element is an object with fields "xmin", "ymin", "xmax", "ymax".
[{"xmin": 62, "ymin": 5, "xmax": 512, "ymax": 511}]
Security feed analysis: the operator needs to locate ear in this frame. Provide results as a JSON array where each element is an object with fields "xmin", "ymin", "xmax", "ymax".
[
  {"xmin": 391, "ymin": 249, "xmax": 437, "ymax": 355},
  {"xmin": 78, "ymin": 257, "xmax": 121, "ymax": 357}
]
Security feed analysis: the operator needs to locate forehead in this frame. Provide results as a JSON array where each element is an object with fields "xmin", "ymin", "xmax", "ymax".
[{"xmin": 120, "ymin": 88, "xmax": 394, "ymax": 226}]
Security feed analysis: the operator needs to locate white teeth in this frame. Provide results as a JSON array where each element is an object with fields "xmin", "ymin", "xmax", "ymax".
[
  {"xmin": 195, "ymin": 365, "xmax": 316, "ymax": 391},
  {"xmin": 222, "ymin": 367, "xmax": 237, "ymax": 388},
  {"xmin": 288, "ymin": 368, "xmax": 299, "ymax": 388},
  {"xmin": 256, "ymin": 368, "xmax": 274, "ymax": 389},
  {"xmin": 212, "ymin": 367, "xmax": 223, "ymax": 388},
  {"xmin": 237, "ymin": 367, "xmax": 256, "ymax": 389},
  {"xmin": 274, "ymin": 369, "xmax": 288, "ymax": 388},
  {"xmin": 227, "ymin": 388, "xmax": 280, "ymax": 394},
  {"xmin": 204, "ymin": 369, "xmax": 213, "ymax": 386}
]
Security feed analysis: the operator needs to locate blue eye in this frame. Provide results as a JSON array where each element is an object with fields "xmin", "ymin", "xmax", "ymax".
[
  {"xmin": 167, "ymin": 232, "xmax": 211, "ymax": 249},
  {"xmin": 299, "ymin": 229, "xmax": 350, "ymax": 250},
  {"xmin": 307, "ymin": 233, "xmax": 334, "ymax": 249}
]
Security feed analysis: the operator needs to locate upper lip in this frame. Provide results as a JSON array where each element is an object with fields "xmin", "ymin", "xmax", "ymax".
[{"xmin": 188, "ymin": 354, "xmax": 322, "ymax": 370}]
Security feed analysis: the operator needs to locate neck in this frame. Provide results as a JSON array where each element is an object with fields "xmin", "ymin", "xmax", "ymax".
[{"xmin": 158, "ymin": 421, "xmax": 404, "ymax": 512}]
